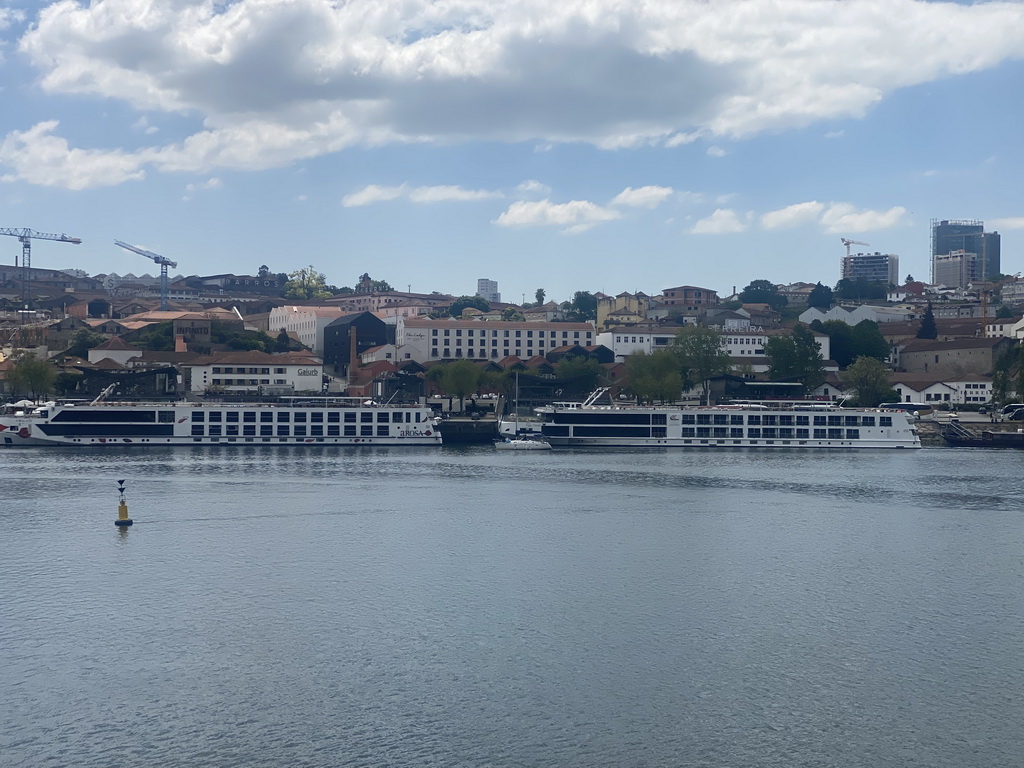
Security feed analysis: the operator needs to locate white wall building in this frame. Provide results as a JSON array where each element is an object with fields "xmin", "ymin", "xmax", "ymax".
[
  {"xmin": 267, "ymin": 305, "xmax": 352, "ymax": 354},
  {"xmin": 182, "ymin": 352, "xmax": 323, "ymax": 394},
  {"xmin": 398, "ymin": 318, "xmax": 595, "ymax": 362},
  {"xmin": 933, "ymin": 250, "xmax": 979, "ymax": 290},
  {"xmin": 476, "ymin": 278, "xmax": 500, "ymax": 303},
  {"xmin": 799, "ymin": 305, "xmax": 914, "ymax": 325},
  {"xmin": 597, "ymin": 326, "xmax": 831, "ymax": 364}
]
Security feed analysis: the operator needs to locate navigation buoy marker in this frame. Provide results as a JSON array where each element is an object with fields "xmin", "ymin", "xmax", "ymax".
[{"xmin": 114, "ymin": 479, "xmax": 133, "ymax": 527}]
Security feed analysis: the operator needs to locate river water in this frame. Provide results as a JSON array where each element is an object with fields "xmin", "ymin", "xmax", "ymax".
[{"xmin": 2, "ymin": 446, "xmax": 1022, "ymax": 767}]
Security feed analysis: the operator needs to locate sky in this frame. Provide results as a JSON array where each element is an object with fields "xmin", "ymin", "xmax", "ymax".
[{"xmin": 2, "ymin": 0, "xmax": 1024, "ymax": 305}]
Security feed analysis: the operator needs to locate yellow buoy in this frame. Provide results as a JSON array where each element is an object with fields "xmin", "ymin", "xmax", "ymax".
[{"xmin": 114, "ymin": 479, "xmax": 133, "ymax": 527}]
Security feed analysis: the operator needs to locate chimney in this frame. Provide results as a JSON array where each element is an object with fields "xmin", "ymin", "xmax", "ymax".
[{"xmin": 348, "ymin": 328, "xmax": 359, "ymax": 376}]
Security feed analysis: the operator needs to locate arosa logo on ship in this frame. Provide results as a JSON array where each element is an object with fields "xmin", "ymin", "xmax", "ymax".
[
  {"xmin": 400, "ymin": 429, "xmax": 432, "ymax": 437},
  {"xmin": 297, "ymin": 368, "xmax": 319, "ymax": 376}
]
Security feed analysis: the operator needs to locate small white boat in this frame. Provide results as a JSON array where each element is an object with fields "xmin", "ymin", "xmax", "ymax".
[{"xmin": 493, "ymin": 436, "xmax": 552, "ymax": 451}]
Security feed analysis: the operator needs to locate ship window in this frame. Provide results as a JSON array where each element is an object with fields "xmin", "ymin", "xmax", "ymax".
[
  {"xmin": 762, "ymin": 428, "xmax": 777, "ymax": 439},
  {"xmin": 653, "ymin": 427, "xmax": 667, "ymax": 438},
  {"xmin": 779, "ymin": 428, "xmax": 794, "ymax": 439},
  {"xmin": 158, "ymin": 411, "xmax": 174, "ymax": 423},
  {"xmin": 327, "ymin": 412, "xmax": 340, "ymax": 423},
  {"xmin": 796, "ymin": 415, "xmax": 810, "ymax": 426},
  {"xmin": 814, "ymin": 429, "xmax": 827, "ymax": 439},
  {"xmin": 696, "ymin": 414, "xmax": 711, "ymax": 425},
  {"xmin": 828, "ymin": 415, "xmax": 843, "ymax": 426},
  {"xmin": 226, "ymin": 425, "xmax": 239, "ymax": 436},
  {"xmin": 681, "ymin": 414, "xmax": 696, "ymax": 424},
  {"xmin": 796, "ymin": 429, "xmax": 809, "ymax": 439},
  {"xmin": 880, "ymin": 417, "xmax": 893, "ymax": 427},
  {"xmin": 261, "ymin": 411, "xmax": 273, "ymax": 422},
  {"xmin": 652, "ymin": 414, "xmax": 667, "ymax": 425},
  {"xmin": 260, "ymin": 425, "xmax": 273, "ymax": 436},
  {"xmin": 730, "ymin": 428, "xmax": 743, "ymax": 438},
  {"xmin": 243, "ymin": 411, "xmax": 256, "ymax": 422},
  {"xmin": 713, "ymin": 427, "xmax": 728, "ymax": 438},
  {"xmin": 813, "ymin": 416, "xmax": 826, "ymax": 426},
  {"xmin": 327, "ymin": 425, "xmax": 340, "ymax": 436},
  {"xmin": 361, "ymin": 412, "xmax": 373, "ymax": 422},
  {"xmin": 192, "ymin": 411, "xmax": 205, "ymax": 422},
  {"xmin": 243, "ymin": 425, "xmax": 256, "ymax": 436},
  {"xmin": 681, "ymin": 428, "xmax": 696, "ymax": 437},
  {"xmin": 730, "ymin": 415, "xmax": 743, "ymax": 425},
  {"xmin": 862, "ymin": 416, "xmax": 875, "ymax": 426},
  {"xmin": 277, "ymin": 412, "xmax": 290, "ymax": 422},
  {"xmin": 208, "ymin": 411, "xmax": 222, "ymax": 422},
  {"xmin": 845, "ymin": 416, "xmax": 859, "ymax": 426},
  {"xmin": 294, "ymin": 412, "xmax": 307, "ymax": 422},
  {"xmin": 191, "ymin": 425, "xmax": 204, "ymax": 436},
  {"xmin": 226, "ymin": 411, "xmax": 239, "ymax": 423},
  {"xmin": 828, "ymin": 429, "xmax": 843, "ymax": 439},
  {"xmin": 310, "ymin": 412, "xmax": 323, "ymax": 423},
  {"xmin": 713, "ymin": 414, "xmax": 728, "ymax": 425},
  {"xmin": 377, "ymin": 412, "xmax": 389, "ymax": 422},
  {"xmin": 846, "ymin": 429, "xmax": 860, "ymax": 440},
  {"xmin": 748, "ymin": 428, "xmax": 761, "ymax": 438},
  {"xmin": 361, "ymin": 425, "xmax": 373, "ymax": 436},
  {"xmin": 377, "ymin": 426, "xmax": 389, "ymax": 436},
  {"xmin": 763, "ymin": 415, "xmax": 778, "ymax": 426},
  {"xmin": 311, "ymin": 425, "xmax": 323, "ymax": 436},
  {"xmin": 344, "ymin": 425, "xmax": 356, "ymax": 436},
  {"xmin": 294, "ymin": 426, "xmax": 306, "ymax": 436},
  {"xmin": 696, "ymin": 427, "xmax": 711, "ymax": 437},
  {"xmin": 277, "ymin": 425, "xmax": 290, "ymax": 436},
  {"xmin": 747, "ymin": 415, "xmax": 761, "ymax": 425},
  {"xmin": 345, "ymin": 412, "xmax": 356, "ymax": 422},
  {"xmin": 209, "ymin": 425, "xmax": 222, "ymax": 436}
]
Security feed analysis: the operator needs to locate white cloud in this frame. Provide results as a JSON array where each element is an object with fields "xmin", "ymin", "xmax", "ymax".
[
  {"xmin": 517, "ymin": 179, "xmax": 551, "ymax": 195},
  {"xmin": 989, "ymin": 217, "xmax": 1024, "ymax": 230},
  {"xmin": 820, "ymin": 203, "xmax": 908, "ymax": 234},
  {"xmin": 611, "ymin": 186, "xmax": 674, "ymax": 209},
  {"xmin": 761, "ymin": 201, "xmax": 825, "ymax": 230},
  {"xmin": 0, "ymin": 121, "xmax": 145, "ymax": 189},
  {"xmin": 407, "ymin": 185, "xmax": 502, "ymax": 203},
  {"xmin": 706, "ymin": 146, "xmax": 727, "ymax": 158},
  {"xmin": 342, "ymin": 183, "xmax": 500, "ymax": 207},
  {"xmin": 824, "ymin": 130, "xmax": 844, "ymax": 139},
  {"xmin": 6, "ymin": 0, "xmax": 1023, "ymax": 185},
  {"xmin": 132, "ymin": 116, "xmax": 159, "ymax": 135},
  {"xmin": 691, "ymin": 208, "xmax": 748, "ymax": 234},
  {"xmin": 495, "ymin": 199, "xmax": 623, "ymax": 234}
]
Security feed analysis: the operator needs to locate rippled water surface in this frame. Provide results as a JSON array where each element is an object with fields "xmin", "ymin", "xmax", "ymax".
[{"xmin": 3, "ymin": 446, "xmax": 1023, "ymax": 767}]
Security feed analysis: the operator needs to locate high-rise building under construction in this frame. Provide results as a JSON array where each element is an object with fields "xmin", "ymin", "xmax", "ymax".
[{"xmin": 930, "ymin": 219, "xmax": 1000, "ymax": 282}]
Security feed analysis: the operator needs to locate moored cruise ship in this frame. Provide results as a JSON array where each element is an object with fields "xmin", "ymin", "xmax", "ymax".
[
  {"xmin": 537, "ymin": 391, "xmax": 921, "ymax": 449},
  {"xmin": 0, "ymin": 398, "xmax": 442, "ymax": 447}
]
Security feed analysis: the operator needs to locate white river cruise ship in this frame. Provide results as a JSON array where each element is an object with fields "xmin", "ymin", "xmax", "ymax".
[
  {"xmin": 0, "ymin": 398, "xmax": 442, "ymax": 447},
  {"xmin": 537, "ymin": 391, "xmax": 921, "ymax": 449}
]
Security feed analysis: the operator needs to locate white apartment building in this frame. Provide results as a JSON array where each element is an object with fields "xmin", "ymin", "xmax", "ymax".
[
  {"xmin": 598, "ymin": 326, "xmax": 831, "ymax": 365},
  {"xmin": 398, "ymin": 318, "xmax": 595, "ymax": 362},
  {"xmin": 476, "ymin": 278, "xmax": 501, "ymax": 303},
  {"xmin": 933, "ymin": 250, "xmax": 979, "ymax": 289},
  {"xmin": 267, "ymin": 305, "xmax": 352, "ymax": 354}
]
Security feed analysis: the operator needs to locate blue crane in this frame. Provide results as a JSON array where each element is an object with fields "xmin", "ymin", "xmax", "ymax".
[{"xmin": 114, "ymin": 240, "xmax": 178, "ymax": 311}]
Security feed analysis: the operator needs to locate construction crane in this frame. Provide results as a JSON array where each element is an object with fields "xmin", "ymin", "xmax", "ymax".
[
  {"xmin": 840, "ymin": 237, "xmax": 870, "ymax": 258},
  {"xmin": 0, "ymin": 227, "xmax": 82, "ymax": 308},
  {"xmin": 114, "ymin": 239, "xmax": 178, "ymax": 310}
]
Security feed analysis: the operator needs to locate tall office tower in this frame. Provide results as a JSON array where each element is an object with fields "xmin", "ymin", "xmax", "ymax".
[
  {"xmin": 931, "ymin": 219, "xmax": 1001, "ymax": 281},
  {"xmin": 933, "ymin": 250, "xmax": 979, "ymax": 289},
  {"xmin": 841, "ymin": 251, "xmax": 900, "ymax": 285},
  {"xmin": 476, "ymin": 278, "xmax": 501, "ymax": 303}
]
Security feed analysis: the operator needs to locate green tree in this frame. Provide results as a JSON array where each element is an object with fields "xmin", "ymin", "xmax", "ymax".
[
  {"xmin": 436, "ymin": 360, "xmax": 481, "ymax": 411},
  {"xmin": 63, "ymin": 328, "xmax": 107, "ymax": 358},
  {"xmin": 555, "ymin": 356, "xmax": 604, "ymax": 392},
  {"xmin": 764, "ymin": 325, "xmax": 825, "ymax": 391},
  {"xmin": 275, "ymin": 329, "xmax": 292, "ymax": 352},
  {"xmin": 992, "ymin": 345, "xmax": 1017, "ymax": 404},
  {"xmin": 818, "ymin": 320, "xmax": 854, "ymax": 367},
  {"xmin": 285, "ymin": 265, "xmax": 332, "ymax": 300},
  {"xmin": 449, "ymin": 295, "xmax": 490, "ymax": 317},
  {"xmin": 905, "ymin": 274, "xmax": 915, "ymax": 284},
  {"xmin": 136, "ymin": 322, "xmax": 174, "ymax": 352},
  {"xmin": 917, "ymin": 302, "xmax": 937, "ymax": 339},
  {"xmin": 807, "ymin": 282, "xmax": 833, "ymax": 309},
  {"xmin": 842, "ymin": 356, "xmax": 897, "ymax": 407},
  {"xmin": 835, "ymin": 278, "xmax": 886, "ymax": 301},
  {"xmin": 257, "ymin": 264, "xmax": 271, "ymax": 278},
  {"xmin": 625, "ymin": 349, "xmax": 683, "ymax": 403},
  {"xmin": 561, "ymin": 291, "xmax": 597, "ymax": 321},
  {"xmin": 501, "ymin": 307, "xmax": 525, "ymax": 322},
  {"xmin": 671, "ymin": 326, "xmax": 731, "ymax": 405},
  {"xmin": 851, "ymin": 320, "xmax": 890, "ymax": 362},
  {"xmin": 8, "ymin": 353, "xmax": 57, "ymax": 400},
  {"xmin": 535, "ymin": 288, "xmax": 546, "ymax": 305},
  {"xmin": 995, "ymin": 304, "xmax": 1013, "ymax": 319},
  {"xmin": 739, "ymin": 280, "xmax": 788, "ymax": 309}
]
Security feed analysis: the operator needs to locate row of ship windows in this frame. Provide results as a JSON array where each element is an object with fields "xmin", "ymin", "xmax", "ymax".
[
  {"xmin": 193, "ymin": 425, "xmax": 389, "ymax": 437},
  {"xmin": 211, "ymin": 379, "xmax": 287, "ymax": 386},
  {"xmin": 192, "ymin": 410, "xmax": 422, "ymax": 423},
  {"xmin": 546, "ymin": 426, "xmax": 864, "ymax": 439},
  {"xmin": 210, "ymin": 367, "xmax": 288, "ymax": 374},
  {"xmin": 679, "ymin": 414, "xmax": 892, "ymax": 427},
  {"xmin": 431, "ymin": 330, "xmax": 589, "ymax": 339}
]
